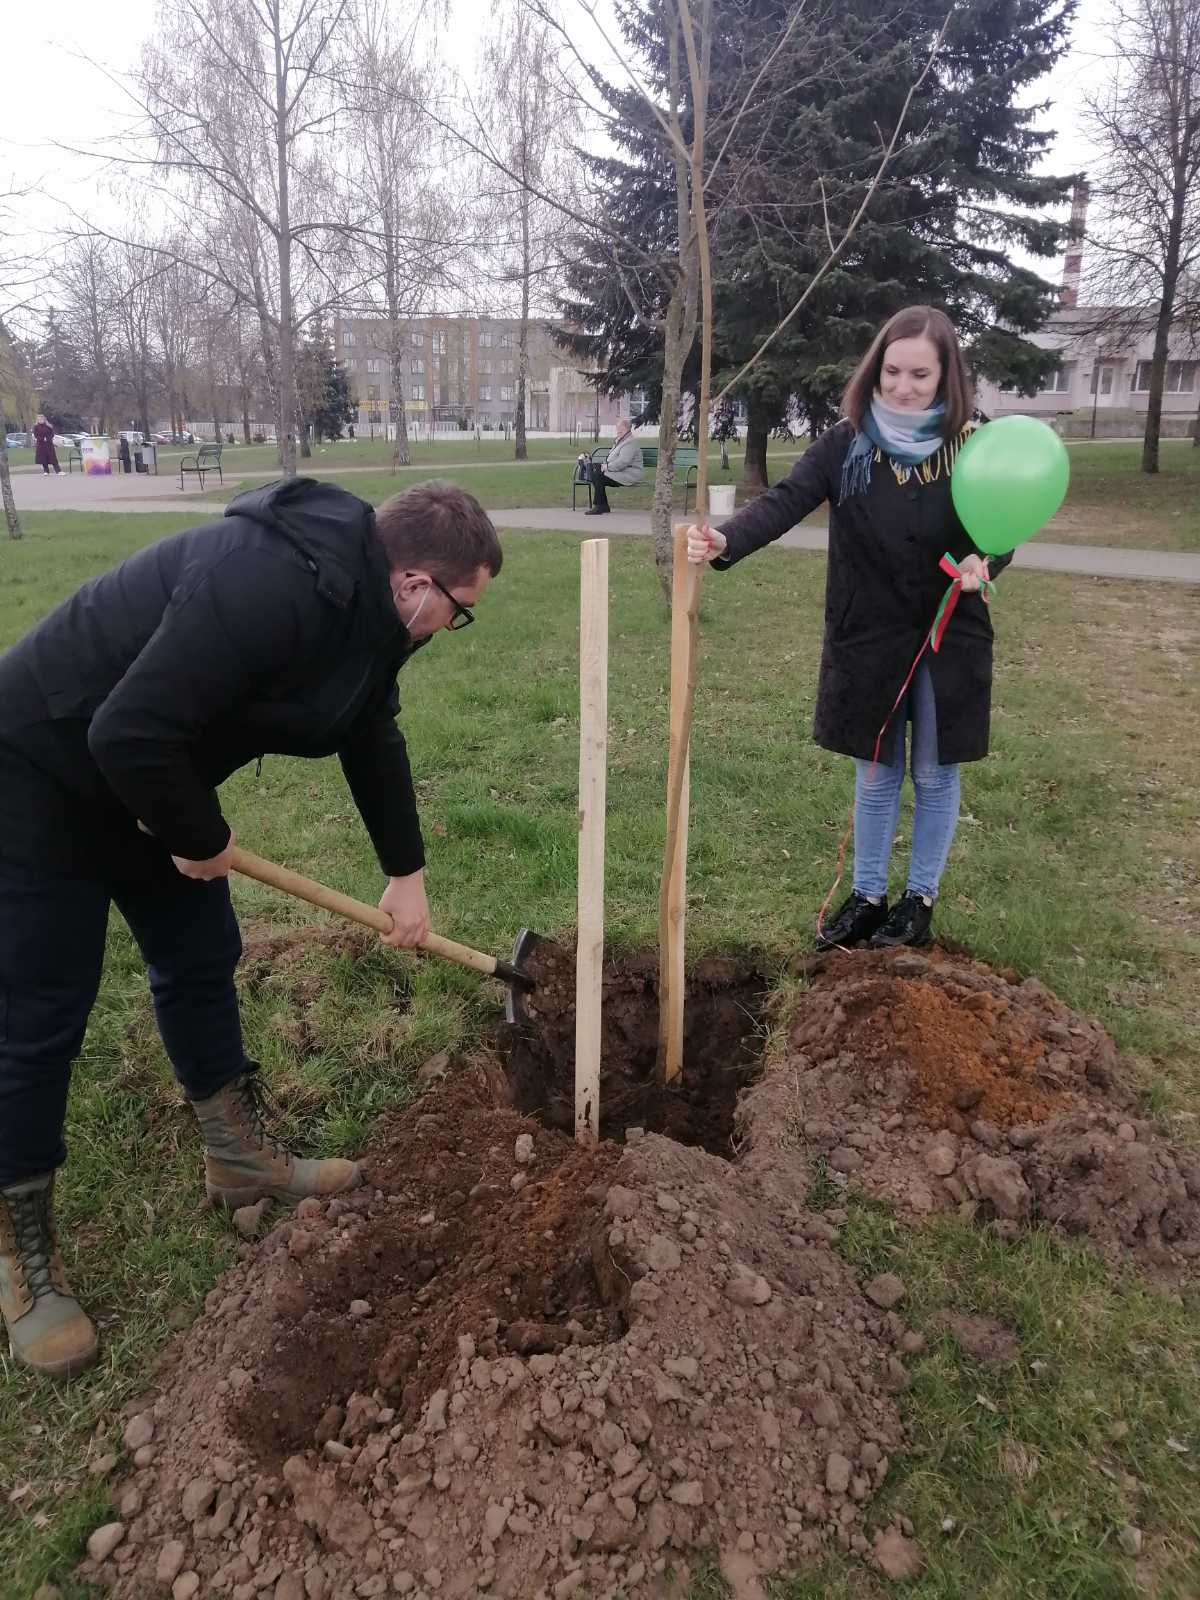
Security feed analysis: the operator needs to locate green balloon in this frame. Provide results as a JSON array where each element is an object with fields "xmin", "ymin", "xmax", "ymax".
[{"xmin": 951, "ymin": 415, "xmax": 1070, "ymax": 556}]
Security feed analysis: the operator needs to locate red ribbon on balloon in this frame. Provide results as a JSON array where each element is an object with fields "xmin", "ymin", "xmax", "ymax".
[{"xmin": 929, "ymin": 551, "xmax": 994, "ymax": 652}]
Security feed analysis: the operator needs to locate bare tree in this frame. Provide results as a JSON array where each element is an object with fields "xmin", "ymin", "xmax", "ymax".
[
  {"xmin": 479, "ymin": 0, "xmax": 578, "ymax": 458},
  {"xmin": 1084, "ymin": 0, "xmax": 1200, "ymax": 471},
  {"xmin": 339, "ymin": 0, "xmax": 464, "ymax": 466},
  {"xmin": 116, "ymin": 0, "xmax": 353, "ymax": 474},
  {"xmin": 58, "ymin": 233, "xmax": 118, "ymax": 434}
]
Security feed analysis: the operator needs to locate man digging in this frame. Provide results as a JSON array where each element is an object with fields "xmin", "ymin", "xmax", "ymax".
[{"xmin": 0, "ymin": 476, "xmax": 501, "ymax": 1379}]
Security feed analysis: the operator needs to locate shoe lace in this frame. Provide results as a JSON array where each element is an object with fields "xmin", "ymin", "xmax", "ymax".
[
  {"xmin": 232, "ymin": 1070, "xmax": 295, "ymax": 1164},
  {"xmin": 5, "ymin": 1188, "xmax": 58, "ymax": 1302}
]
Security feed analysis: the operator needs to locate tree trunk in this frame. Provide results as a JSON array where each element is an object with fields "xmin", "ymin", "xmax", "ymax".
[
  {"xmin": 274, "ymin": 15, "xmax": 296, "ymax": 477},
  {"xmin": 1141, "ymin": 185, "xmax": 1186, "ymax": 474},
  {"xmin": 515, "ymin": 193, "xmax": 531, "ymax": 461},
  {"xmin": 390, "ymin": 322, "xmax": 410, "ymax": 466},
  {"xmin": 742, "ymin": 393, "xmax": 771, "ymax": 493},
  {"xmin": 0, "ymin": 441, "xmax": 22, "ymax": 540},
  {"xmin": 1192, "ymin": 386, "xmax": 1199, "ymax": 446},
  {"xmin": 241, "ymin": 385, "xmax": 251, "ymax": 443},
  {"xmin": 651, "ymin": 12, "xmax": 700, "ymax": 599}
]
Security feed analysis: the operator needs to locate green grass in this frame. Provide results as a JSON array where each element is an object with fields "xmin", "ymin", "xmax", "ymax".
[
  {"xmin": 1043, "ymin": 440, "xmax": 1200, "ymax": 552},
  {"xmin": 0, "ymin": 510, "xmax": 1197, "ymax": 1597}
]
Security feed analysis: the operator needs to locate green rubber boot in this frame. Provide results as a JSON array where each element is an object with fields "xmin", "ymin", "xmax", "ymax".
[
  {"xmin": 0, "ymin": 1174, "xmax": 99, "ymax": 1380},
  {"xmin": 193, "ymin": 1068, "xmax": 360, "ymax": 1209}
]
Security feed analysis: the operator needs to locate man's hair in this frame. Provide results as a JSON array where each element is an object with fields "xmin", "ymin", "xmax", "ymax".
[
  {"xmin": 374, "ymin": 479, "xmax": 503, "ymax": 584},
  {"xmin": 841, "ymin": 305, "xmax": 974, "ymax": 436}
]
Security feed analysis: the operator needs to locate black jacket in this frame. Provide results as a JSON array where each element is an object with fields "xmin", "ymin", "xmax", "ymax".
[
  {"xmin": 714, "ymin": 420, "xmax": 1012, "ymax": 764},
  {"xmin": 0, "ymin": 478, "xmax": 425, "ymax": 877}
]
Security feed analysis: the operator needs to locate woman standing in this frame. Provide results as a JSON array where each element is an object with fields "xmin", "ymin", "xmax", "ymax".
[
  {"xmin": 687, "ymin": 305, "xmax": 1010, "ymax": 950},
  {"xmin": 32, "ymin": 414, "xmax": 61, "ymax": 475}
]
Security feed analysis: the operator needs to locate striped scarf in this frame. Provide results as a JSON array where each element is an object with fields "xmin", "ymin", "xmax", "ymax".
[{"xmin": 839, "ymin": 394, "xmax": 946, "ymax": 503}]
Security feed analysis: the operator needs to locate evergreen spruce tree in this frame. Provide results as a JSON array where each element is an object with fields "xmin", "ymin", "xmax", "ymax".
[{"xmin": 559, "ymin": 0, "xmax": 1076, "ymax": 488}]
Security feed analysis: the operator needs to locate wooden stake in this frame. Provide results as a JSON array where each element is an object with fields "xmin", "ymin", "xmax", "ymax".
[
  {"xmin": 575, "ymin": 538, "xmax": 608, "ymax": 1144},
  {"xmin": 658, "ymin": 523, "xmax": 701, "ymax": 1082}
]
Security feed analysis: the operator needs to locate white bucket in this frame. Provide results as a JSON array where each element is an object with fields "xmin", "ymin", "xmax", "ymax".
[{"xmin": 707, "ymin": 483, "xmax": 736, "ymax": 517}]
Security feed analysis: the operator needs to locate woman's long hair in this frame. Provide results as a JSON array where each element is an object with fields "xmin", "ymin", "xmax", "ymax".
[{"xmin": 841, "ymin": 306, "xmax": 974, "ymax": 436}]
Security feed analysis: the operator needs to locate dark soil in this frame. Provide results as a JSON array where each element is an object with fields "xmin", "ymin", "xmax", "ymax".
[{"xmin": 500, "ymin": 941, "xmax": 766, "ymax": 1157}]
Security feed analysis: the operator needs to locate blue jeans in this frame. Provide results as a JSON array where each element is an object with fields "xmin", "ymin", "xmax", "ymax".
[
  {"xmin": 853, "ymin": 661, "xmax": 960, "ymax": 901},
  {"xmin": 0, "ymin": 854, "xmax": 249, "ymax": 1188}
]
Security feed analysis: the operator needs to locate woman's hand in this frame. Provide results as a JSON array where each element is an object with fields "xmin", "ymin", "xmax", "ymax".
[
  {"xmin": 958, "ymin": 554, "xmax": 990, "ymax": 593},
  {"xmin": 378, "ymin": 869, "xmax": 431, "ymax": 949},
  {"xmin": 686, "ymin": 523, "xmax": 727, "ymax": 564}
]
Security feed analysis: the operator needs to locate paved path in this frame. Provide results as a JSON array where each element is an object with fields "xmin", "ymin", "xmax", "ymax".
[
  {"xmin": 488, "ymin": 508, "xmax": 1200, "ymax": 584},
  {"xmin": 11, "ymin": 475, "xmax": 1199, "ymax": 584}
]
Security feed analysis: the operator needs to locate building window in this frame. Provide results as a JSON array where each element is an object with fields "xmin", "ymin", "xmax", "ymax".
[
  {"xmin": 500, "ymin": 360, "xmax": 514, "ymax": 375},
  {"xmin": 410, "ymin": 357, "xmax": 424, "ymax": 374},
  {"xmin": 1088, "ymin": 365, "xmax": 1114, "ymax": 396},
  {"xmin": 479, "ymin": 385, "xmax": 491, "ymax": 402},
  {"xmin": 366, "ymin": 358, "xmax": 381, "ymax": 374},
  {"xmin": 367, "ymin": 385, "xmax": 379, "ymax": 404},
  {"xmin": 1135, "ymin": 359, "xmax": 1196, "ymax": 393},
  {"xmin": 341, "ymin": 330, "xmax": 355, "ymax": 347},
  {"xmin": 410, "ymin": 330, "xmax": 424, "ymax": 348},
  {"xmin": 431, "ymin": 331, "xmax": 446, "ymax": 354},
  {"xmin": 479, "ymin": 331, "xmax": 493, "ymax": 348},
  {"xmin": 411, "ymin": 382, "xmax": 425, "ymax": 402},
  {"xmin": 499, "ymin": 331, "xmax": 513, "ymax": 347},
  {"xmin": 478, "ymin": 359, "xmax": 492, "ymax": 375},
  {"xmin": 1040, "ymin": 362, "xmax": 1074, "ymax": 395},
  {"xmin": 500, "ymin": 385, "xmax": 514, "ymax": 402}
]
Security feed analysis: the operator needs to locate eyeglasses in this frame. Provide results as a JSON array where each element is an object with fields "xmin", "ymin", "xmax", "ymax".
[{"xmin": 429, "ymin": 574, "xmax": 475, "ymax": 630}]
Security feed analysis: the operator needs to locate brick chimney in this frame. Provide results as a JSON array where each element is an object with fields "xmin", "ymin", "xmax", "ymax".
[{"xmin": 1061, "ymin": 178, "xmax": 1089, "ymax": 306}]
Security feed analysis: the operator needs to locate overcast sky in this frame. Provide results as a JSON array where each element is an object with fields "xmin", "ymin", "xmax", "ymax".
[{"xmin": 0, "ymin": 0, "xmax": 1109, "ymax": 297}]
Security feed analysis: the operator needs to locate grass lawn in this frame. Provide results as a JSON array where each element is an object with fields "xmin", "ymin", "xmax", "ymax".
[
  {"xmin": 1044, "ymin": 440, "xmax": 1200, "ymax": 552},
  {"xmin": 0, "ymin": 512, "xmax": 1197, "ymax": 1598}
]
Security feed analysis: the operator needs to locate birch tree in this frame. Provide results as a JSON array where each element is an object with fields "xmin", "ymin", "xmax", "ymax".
[
  {"xmin": 479, "ymin": 0, "xmax": 578, "ymax": 459},
  {"xmin": 128, "ymin": 0, "xmax": 353, "ymax": 474},
  {"xmin": 339, "ymin": 0, "xmax": 463, "ymax": 466}
]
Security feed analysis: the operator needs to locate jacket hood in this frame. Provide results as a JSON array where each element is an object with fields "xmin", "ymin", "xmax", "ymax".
[{"xmin": 224, "ymin": 477, "xmax": 391, "ymax": 618}]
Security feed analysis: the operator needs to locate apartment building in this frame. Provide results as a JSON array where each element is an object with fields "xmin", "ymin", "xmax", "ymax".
[
  {"xmin": 332, "ymin": 314, "xmax": 632, "ymax": 434},
  {"xmin": 973, "ymin": 304, "xmax": 1200, "ymax": 436}
]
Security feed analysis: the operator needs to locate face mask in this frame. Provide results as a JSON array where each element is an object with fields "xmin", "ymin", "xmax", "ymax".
[{"xmin": 405, "ymin": 584, "xmax": 431, "ymax": 633}]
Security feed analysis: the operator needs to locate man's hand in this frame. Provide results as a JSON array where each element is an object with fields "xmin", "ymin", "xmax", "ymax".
[
  {"xmin": 686, "ymin": 522, "xmax": 728, "ymax": 564},
  {"xmin": 378, "ymin": 869, "xmax": 431, "ymax": 949},
  {"xmin": 958, "ymin": 553, "xmax": 990, "ymax": 593},
  {"xmin": 172, "ymin": 834, "xmax": 237, "ymax": 881}
]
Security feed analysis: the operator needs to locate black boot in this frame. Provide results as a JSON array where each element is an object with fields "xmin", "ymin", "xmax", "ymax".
[
  {"xmin": 868, "ymin": 890, "xmax": 934, "ymax": 949},
  {"xmin": 584, "ymin": 502, "xmax": 610, "ymax": 515},
  {"xmin": 815, "ymin": 891, "xmax": 889, "ymax": 950}
]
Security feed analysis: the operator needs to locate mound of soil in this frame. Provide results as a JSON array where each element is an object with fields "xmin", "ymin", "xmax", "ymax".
[
  {"xmin": 85, "ymin": 980, "xmax": 913, "ymax": 1600},
  {"xmin": 770, "ymin": 948, "xmax": 1200, "ymax": 1275}
]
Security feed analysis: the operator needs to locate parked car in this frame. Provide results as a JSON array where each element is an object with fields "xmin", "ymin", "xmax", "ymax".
[{"xmin": 5, "ymin": 433, "xmax": 26, "ymax": 448}]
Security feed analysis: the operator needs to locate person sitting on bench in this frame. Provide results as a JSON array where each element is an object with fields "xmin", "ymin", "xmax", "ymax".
[{"xmin": 583, "ymin": 417, "xmax": 643, "ymax": 514}]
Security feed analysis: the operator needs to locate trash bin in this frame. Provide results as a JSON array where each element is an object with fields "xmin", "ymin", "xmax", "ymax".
[{"xmin": 708, "ymin": 484, "xmax": 736, "ymax": 516}]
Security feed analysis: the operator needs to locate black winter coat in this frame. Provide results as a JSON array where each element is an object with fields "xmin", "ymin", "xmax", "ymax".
[
  {"xmin": 713, "ymin": 419, "xmax": 1011, "ymax": 764},
  {"xmin": 0, "ymin": 478, "xmax": 425, "ymax": 878}
]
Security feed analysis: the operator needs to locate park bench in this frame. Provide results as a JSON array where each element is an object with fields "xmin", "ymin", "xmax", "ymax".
[
  {"xmin": 66, "ymin": 446, "xmax": 84, "ymax": 473},
  {"xmin": 569, "ymin": 443, "xmax": 700, "ymax": 512},
  {"xmin": 180, "ymin": 442, "xmax": 223, "ymax": 491}
]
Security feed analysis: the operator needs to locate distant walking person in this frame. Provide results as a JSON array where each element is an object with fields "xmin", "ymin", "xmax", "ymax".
[
  {"xmin": 582, "ymin": 416, "xmax": 644, "ymax": 515},
  {"xmin": 32, "ymin": 415, "xmax": 61, "ymax": 475}
]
